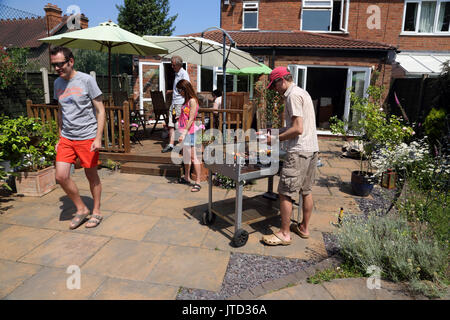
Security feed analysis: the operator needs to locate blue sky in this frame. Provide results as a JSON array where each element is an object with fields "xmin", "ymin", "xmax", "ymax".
[{"xmin": 0, "ymin": 0, "xmax": 221, "ymax": 35}]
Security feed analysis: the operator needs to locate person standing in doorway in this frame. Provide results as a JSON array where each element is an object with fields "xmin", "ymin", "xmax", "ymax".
[
  {"xmin": 51, "ymin": 46, "xmax": 106, "ymax": 230},
  {"xmin": 262, "ymin": 67, "xmax": 319, "ymax": 246},
  {"xmin": 162, "ymin": 55, "xmax": 190, "ymax": 153}
]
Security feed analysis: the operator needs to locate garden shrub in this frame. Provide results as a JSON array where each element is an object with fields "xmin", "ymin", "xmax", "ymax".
[
  {"xmin": 336, "ymin": 213, "xmax": 448, "ymax": 297},
  {"xmin": 423, "ymin": 108, "xmax": 447, "ymax": 147},
  {"xmin": 0, "ymin": 116, "xmax": 58, "ymax": 171}
]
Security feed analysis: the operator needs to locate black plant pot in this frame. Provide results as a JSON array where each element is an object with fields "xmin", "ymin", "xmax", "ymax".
[{"xmin": 351, "ymin": 171, "xmax": 376, "ymax": 197}]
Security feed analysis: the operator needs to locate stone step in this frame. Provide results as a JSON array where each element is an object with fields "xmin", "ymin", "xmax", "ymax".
[{"xmin": 120, "ymin": 162, "xmax": 182, "ymax": 177}]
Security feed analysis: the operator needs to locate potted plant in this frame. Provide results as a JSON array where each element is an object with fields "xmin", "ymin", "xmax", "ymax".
[
  {"xmin": 0, "ymin": 116, "xmax": 58, "ymax": 197},
  {"xmin": 330, "ymin": 86, "xmax": 414, "ymax": 196}
]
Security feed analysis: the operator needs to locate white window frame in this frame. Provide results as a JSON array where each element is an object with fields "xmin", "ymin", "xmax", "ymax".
[
  {"xmin": 242, "ymin": 1, "xmax": 259, "ymax": 30},
  {"xmin": 139, "ymin": 62, "xmax": 164, "ymax": 114},
  {"xmin": 287, "ymin": 64, "xmax": 371, "ymax": 128},
  {"xmin": 301, "ymin": 0, "xmax": 350, "ymax": 33},
  {"xmin": 401, "ymin": 0, "xmax": 450, "ymax": 35}
]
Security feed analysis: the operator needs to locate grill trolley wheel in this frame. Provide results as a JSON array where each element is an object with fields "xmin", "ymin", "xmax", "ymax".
[{"xmin": 232, "ymin": 229, "xmax": 249, "ymax": 247}]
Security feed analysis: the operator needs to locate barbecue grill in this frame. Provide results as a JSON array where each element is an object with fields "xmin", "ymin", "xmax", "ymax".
[{"xmin": 202, "ymin": 140, "xmax": 296, "ymax": 247}]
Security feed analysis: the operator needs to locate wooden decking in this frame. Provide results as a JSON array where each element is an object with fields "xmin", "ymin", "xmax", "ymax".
[{"xmin": 99, "ymin": 125, "xmax": 183, "ymax": 177}]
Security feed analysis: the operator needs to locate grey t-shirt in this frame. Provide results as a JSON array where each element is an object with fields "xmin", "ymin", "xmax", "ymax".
[{"xmin": 54, "ymin": 71, "xmax": 102, "ymax": 140}]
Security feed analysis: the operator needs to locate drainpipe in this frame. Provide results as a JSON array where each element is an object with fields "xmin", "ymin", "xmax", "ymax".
[{"xmin": 270, "ymin": 47, "xmax": 276, "ymax": 69}]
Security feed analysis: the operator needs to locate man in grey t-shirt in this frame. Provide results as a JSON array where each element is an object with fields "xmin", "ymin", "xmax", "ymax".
[{"xmin": 51, "ymin": 46, "xmax": 106, "ymax": 230}]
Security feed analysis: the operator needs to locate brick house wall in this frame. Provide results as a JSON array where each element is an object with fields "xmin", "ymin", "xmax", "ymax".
[{"xmin": 221, "ymin": 0, "xmax": 450, "ymax": 51}]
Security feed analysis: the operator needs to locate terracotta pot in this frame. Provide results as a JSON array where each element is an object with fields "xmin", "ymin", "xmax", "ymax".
[{"xmin": 14, "ymin": 166, "xmax": 57, "ymax": 197}]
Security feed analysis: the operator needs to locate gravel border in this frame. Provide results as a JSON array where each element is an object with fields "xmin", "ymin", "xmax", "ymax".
[
  {"xmin": 176, "ymin": 252, "xmax": 316, "ymax": 300},
  {"xmin": 176, "ymin": 185, "xmax": 397, "ymax": 300}
]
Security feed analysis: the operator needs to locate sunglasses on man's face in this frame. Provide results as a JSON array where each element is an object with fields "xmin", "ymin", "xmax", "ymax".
[{"xmin": 51, "ymin": 59, "xmax": 69, "ymax": 69}]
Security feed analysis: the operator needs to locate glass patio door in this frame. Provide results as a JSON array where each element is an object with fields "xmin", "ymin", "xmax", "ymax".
[
  {"xmin": 344, "ymin": 67, "xmax": 371, "ymax": 124},
  {"xmin": 139, "ymin": 62, "xmax": 164, "ymax": 115},
  {"xmin": 288, "ymin": 65, "xmax": 308, "ymax": 89}
]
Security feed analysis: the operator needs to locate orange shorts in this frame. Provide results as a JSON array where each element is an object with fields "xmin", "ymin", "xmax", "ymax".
[{"xmin": 56, "ymin": 137, "xmax": 99, "ymax": 169}]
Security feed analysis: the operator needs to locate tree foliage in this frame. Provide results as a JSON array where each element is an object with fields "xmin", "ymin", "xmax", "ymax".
[
  {"xmin": 116, "ymin": 0, "xmax": 177, "ymax": 36},
  {"xmin": 0, "ymin": 47, "xmax": 28, "ymax": 90}
]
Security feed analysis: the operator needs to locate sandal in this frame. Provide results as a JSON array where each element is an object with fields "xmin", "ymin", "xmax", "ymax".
[
  {"xmin": 85, "ymin": 214, "xmax": 103, "ymax": 228},
  {"xmin": 69, "ymin": 212, "xmax": 89, "ymax": 230},
  {"xmin": 261, "ymin": 233, "xmax": 292, "ymax": 246},
  {"xmin": 178, "ymin": 177, "xmax": 191, "ymax": 185},
  {"xmin": 191, "ymin": 184, "xmax": 202, "ymax": 192},
  {"xmin": 290, "ymin": 223, "xmax": 310, "ymax": 239}
]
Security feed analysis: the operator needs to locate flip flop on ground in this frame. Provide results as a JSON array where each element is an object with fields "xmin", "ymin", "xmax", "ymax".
[
  {"xmin": 290, "ymin": 223, "xmax": 310, "ymax": 239},
  {"xmin": 191, "ymin": 184, "xmax": 201, "ymax": 192},
  {"xmin": 261, "ymin": 233, "xmax": 292, "ymax": 246},
  {"xmin": 85, "ymin": 215, "xmax": 103, "ymax": 228},
  {"xmin": 69, "ymin": 212, "xmax": 89, "ymax": 230}
]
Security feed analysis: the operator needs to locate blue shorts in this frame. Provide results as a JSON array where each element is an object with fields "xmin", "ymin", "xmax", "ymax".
[{"xmin": 183, "ymin": 133, "xmax": 197, "ymax": 147}]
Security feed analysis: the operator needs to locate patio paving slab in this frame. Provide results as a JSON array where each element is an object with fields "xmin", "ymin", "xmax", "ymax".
[
  {"xmin": 263, "ymin": 229, "xmax": 328, "ymax": 260},
  {"xmin": 91, "ymin": 278, "xmax": 178, "ymax": 300},
  {"xmin": 41, "ymin": 210, "xmax": 115, "ymax": 232},
  {"xmin": 143, "ymin": 216, "xmax": 208, "ymax": 247},
  {"xmin": 0, "ymin": 225, "xmax": 57, "ymax": 261},
  {"xmin": 88, "ymin": 213, "xmax": 160, "ymax": 241},
  {"xmin": 4, "ymin": 267, "xmax": 107, "ymax": 300},
  {"xmin": 102, "ymin": 180, "xmax": 156, "ymax": 194},
  {"xmin": 0, "ymin": 203, "xmax": 61, "ymax": 228},
  {"xmin": 318, "ymin": 166, "xmax": 352, "ymax": 178},
  {"xmin": 0, "ymin": 260, "xmax": 42, "ymax": 299},
  {"xmin": 19, "ymin": 232, "xmax": 110, "ymax": 268},
  {"xmin": 82, "ymin": 239, "xmax": 167, "ymax": 281},
  {"xmin": 259, "ymin": 280, "xmax": 334, "ymax": 300},
  {"xmin": 326, "ymin": 158, "xmax": 361, "ymax": 169},
  {"xmin": 140, "ymin": 198, "xmax": 204, "ymax": 219},
  {"xmin": 201, "ymin": 227, "xmax": 265, "ymax": 256},
  {"xmin": 100, "ymin": 193, "xmax": 156, "ymax": 214},
  {"xmin": 146, "ymin": 246, "xmax": 230, "ymax": 292},
  {"xmin": 140, "ymin": 183, "xmax": 189, "ymax": 199}
]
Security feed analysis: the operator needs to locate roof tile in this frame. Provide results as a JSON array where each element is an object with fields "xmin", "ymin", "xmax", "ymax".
[{"xmin": 184, "ymin": 30, "xmax": 396, "ymax": 51}]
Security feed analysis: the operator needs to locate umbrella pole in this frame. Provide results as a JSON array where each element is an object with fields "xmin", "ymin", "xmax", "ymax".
[
  {"xmin": 108, "ymin": 46, "xmax": 112, "ymax": 102},
  {"xmin": 222, "ymin": 33, "xmax": 227, "ymax": 141}
]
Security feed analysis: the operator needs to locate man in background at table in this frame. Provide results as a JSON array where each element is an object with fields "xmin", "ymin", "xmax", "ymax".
[
  {"xmin": 162, "ymin": 55, "xmax": 190, "ymax": 153},
  {"xmin": 51, "ymin": 46, "xmax": 106, "ymax": 230},
  {"xmin": 262, "ymin": 66, "xmax": 319, "ymax": 246}
]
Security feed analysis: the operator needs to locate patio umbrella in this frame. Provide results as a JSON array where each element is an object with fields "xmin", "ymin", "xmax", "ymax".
[
  {"xmin": 144, "ymin": 28, "xmax": 260, "ymax": 132},
  {"xmin": 143, "ymin": 35, "xmax": 260, "ymax": 70},
  {"xmin": 39, "ymin": 21, "xmax": 168, "ymax": 96},
  {"xmin": 226, "ymin": 63, "xmax": 272, "ymax": 75},
  {"xmin": 227, "ymin": 63, "xmax": 272, "ymax": 100}
]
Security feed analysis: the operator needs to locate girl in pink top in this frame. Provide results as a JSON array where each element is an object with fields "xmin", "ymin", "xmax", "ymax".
[{"xmin": 176, "ymin": 79, "xmax": 202, "ymax": 192}]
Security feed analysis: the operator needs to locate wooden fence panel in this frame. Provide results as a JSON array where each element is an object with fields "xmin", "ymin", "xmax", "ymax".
[{"xmin": 26, "ymin": 99, "xmax": 131, "ymax": 153}]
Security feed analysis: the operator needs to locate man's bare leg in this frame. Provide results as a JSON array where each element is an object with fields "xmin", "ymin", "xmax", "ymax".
[
  {"xmin": 84, "ymin": 167, "xmax": 102, "ymax": 227},
  {"xmin": 275, "ymin": 194, "xmax": 293, "ymax": 242},
  {"xmin": 55, "ymin": 162, "xmax": 89, "ymax": 227},
  {"xmin": 168, "ymin": 127, "xmax": 175, "ymax": 146},
  {"xmin": 298, "ymin": 193, "xmax": 313, "ymax": 236}
]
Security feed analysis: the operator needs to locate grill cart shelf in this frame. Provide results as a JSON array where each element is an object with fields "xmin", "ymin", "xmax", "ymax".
[{"xmin": 204, "ymin": 155, "xmax": 289, "ymax": 247}]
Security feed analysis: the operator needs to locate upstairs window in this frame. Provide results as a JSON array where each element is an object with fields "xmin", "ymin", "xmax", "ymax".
[
  {"xmin": 243, "ymin": 1, "xmax": 259, "ymax": 30},
  {"xmin": 301, "ymin": 0, "xmax": 349, "ymax": 32},
  {"xmin": 403, "ymin": 0, "xmax": 450, "ymax": 34}
]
